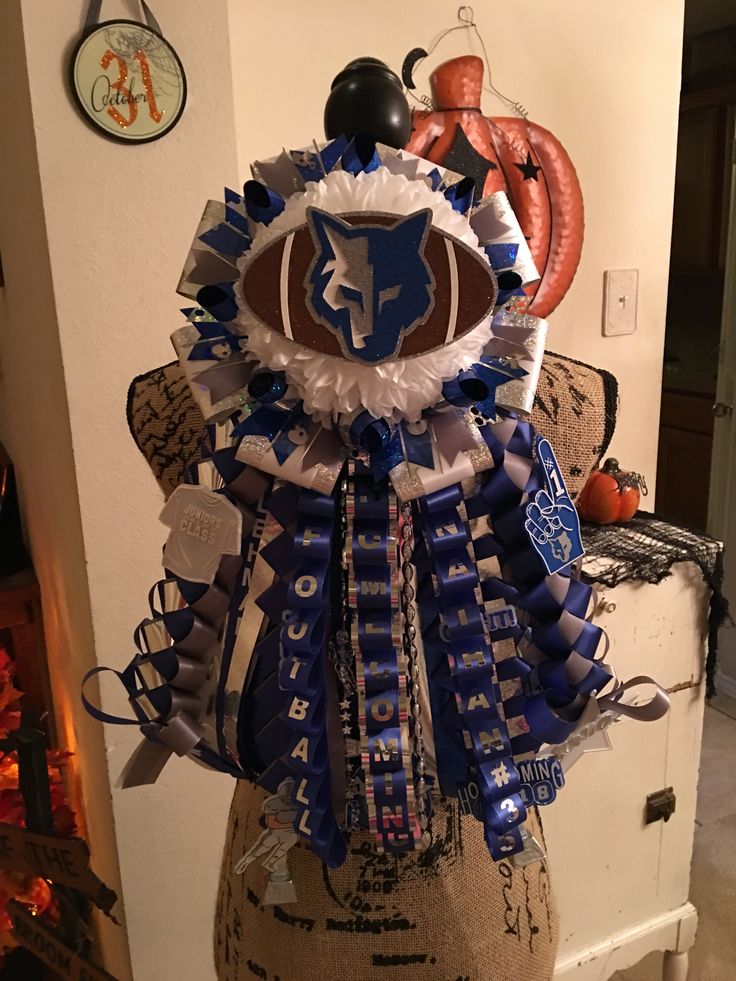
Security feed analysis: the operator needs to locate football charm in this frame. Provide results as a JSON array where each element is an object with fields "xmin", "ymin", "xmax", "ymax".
[{"xmin": 240, "ymin": 207, "xmax": 497, "ymax": 364}]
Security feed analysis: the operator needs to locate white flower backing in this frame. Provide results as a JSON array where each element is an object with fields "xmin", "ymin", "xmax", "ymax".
[{"xmin": 233, "ymin": 168, "xmax": 493, "ymax": 423}]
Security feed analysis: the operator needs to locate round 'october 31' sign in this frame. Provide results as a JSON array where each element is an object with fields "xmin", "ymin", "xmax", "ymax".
[{"xmin": 71, "ymin": 3, "xmax": 186, "ymax": 144}]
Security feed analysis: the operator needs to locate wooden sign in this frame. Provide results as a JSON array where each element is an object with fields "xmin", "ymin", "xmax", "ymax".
[
  {"xmin": 9, "ymin": 902, "xmax": 117, "ymax": 981},
  {"xmin": 0, "ymin": 822, "xmax": 117, "ymax": 914}
]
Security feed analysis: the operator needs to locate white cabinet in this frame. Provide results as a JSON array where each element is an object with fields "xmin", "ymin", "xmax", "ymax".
[{"xmin": 546, "ymin": 562, "xmax": 708, "ymax": 980}]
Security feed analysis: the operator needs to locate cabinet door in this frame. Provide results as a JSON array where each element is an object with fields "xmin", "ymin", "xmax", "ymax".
[
  {"xmin": 656, "ymin": 391, "xmax": 714, "ymax": 530},
  {"xmin": 670, "ymin": 106, "xmax": 723, "ymax": 271},
  {"xmin": 546, "ymin": 568, "xmax": 707, "ymax": 962}
]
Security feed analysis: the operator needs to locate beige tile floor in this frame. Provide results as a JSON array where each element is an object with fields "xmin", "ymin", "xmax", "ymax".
[{"xmin": 612, "ymin": 695, "xmax": 736, "ymax": 981}]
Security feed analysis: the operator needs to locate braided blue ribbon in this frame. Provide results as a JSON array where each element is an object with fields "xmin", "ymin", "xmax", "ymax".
[{"xmin": 468, "ymin": 416, "xmax": 609, "ymax": 751}]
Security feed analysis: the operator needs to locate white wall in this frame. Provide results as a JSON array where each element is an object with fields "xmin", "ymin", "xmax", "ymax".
[
  {"xmin": 0, "ymin": 2, "xmax": 238, "ymax": 978},
  {"xmin": 229, "ymin": 0, "xmax": 685, "ymax": 490},
  {"xmin": 0, "ymin": 3, "xmax": 131, "ymax": 975}
]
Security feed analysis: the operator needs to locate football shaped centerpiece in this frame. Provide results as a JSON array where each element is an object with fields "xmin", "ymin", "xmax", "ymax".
[{"xmin": 240, "ymin": 203, "xmax": 497, "ymax": 364}]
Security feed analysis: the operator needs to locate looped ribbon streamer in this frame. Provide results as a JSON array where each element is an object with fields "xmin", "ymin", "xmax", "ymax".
[
  {"xmin": 82, "ymin": 437, "xmax": 273, "ymax": 787},
  {"xmin": 597, "ymin": 675, "xmax": 671, "ymax": 721},
  {"xmin": 465, "ymin": 414, "xmax": 612, "ymax": 753}
]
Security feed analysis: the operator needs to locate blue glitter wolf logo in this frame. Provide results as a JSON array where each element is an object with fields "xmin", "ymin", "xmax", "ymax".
[{"xmin": 305, "ymin": 207, "xmax": 435, "ymax": 364}]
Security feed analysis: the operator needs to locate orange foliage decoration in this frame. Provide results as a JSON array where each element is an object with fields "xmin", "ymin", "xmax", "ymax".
[{"xmin": 0, "ymin": 647, "xmax": 76, "ymax": 960}]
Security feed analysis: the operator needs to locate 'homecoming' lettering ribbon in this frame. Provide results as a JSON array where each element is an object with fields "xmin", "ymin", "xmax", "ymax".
[{"xmin": 346, "ymin": 463, "xmax": 421, "ymax": 853}]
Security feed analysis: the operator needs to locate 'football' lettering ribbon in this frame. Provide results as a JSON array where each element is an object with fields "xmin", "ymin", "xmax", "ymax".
[{"xmin": 278, "ymin": 488, "xmax": 347, "ymax": 866}]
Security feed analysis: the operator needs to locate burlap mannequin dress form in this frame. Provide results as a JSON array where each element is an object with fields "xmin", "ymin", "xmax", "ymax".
[
  {"xmin": 214, "ymin": 782, "xmax": 557, "ymax": 981},
  {"xmin": 126, "ymin": 353, "xmax": 617, "ymax": 981}
]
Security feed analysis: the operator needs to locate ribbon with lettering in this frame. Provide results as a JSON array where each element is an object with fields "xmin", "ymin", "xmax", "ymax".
[
  {"xmin": 419, "ymin": 483, "xmax": 527, "ymax": 859},
  {"xmin": 278, "ymin": 487, "xmax": 346, "ymax": 867},
  {"xmin": 346, "ymin": 464, "xmax": 421, "ymax": 854}
]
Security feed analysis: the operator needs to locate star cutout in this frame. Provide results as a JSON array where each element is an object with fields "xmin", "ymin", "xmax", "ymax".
[
  {"xmin": 442, "ymin": 124, "xmax": 498, "ymax": 202},
  {"xmin": 514, "ymin": 152, "xmax": 542, "ymax": 182}
]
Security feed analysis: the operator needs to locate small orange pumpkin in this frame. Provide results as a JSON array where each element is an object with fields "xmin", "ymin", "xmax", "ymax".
[{"xmin": 576, "ymin": 458, "xmax": 647, "ymax": 524}]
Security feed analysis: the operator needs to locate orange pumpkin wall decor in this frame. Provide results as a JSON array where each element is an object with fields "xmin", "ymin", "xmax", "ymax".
[{"xmin": 405, "ymin": 55, "xmax": 584, "ymax": 318}]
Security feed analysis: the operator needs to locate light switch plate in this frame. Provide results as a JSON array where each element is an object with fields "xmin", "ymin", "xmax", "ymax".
[{"xmin": 603, "ymin": 269, "xmax": 638, "ymax": 336}]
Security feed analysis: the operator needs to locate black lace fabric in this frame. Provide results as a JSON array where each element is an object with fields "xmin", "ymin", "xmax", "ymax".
[{"xmin": 581, "ymin": 511, "xmax": 730, "ymax": 698}]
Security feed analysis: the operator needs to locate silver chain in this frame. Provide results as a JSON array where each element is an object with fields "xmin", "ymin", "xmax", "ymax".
[
  {"xmin": 331, "ymin": 476, "xmax": 362, "ymax": 831},
  {"xmin": 399, "ymin": 501, "xmax": 431, "ymax": 845}
]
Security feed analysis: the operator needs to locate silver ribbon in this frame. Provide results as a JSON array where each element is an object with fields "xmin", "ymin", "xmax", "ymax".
[
  {"xmin": 470, "ymin": 191, "xmax": 539, "ymax": 287},
  {"xmin": 177, "ymin": 200, "xmax": 246, "ymax": 302},
  {"xmin": 544, "ymin": 675, "xmax": 671, "ymax": 770},
  {"xmin": 486, "ymin": 312, "xmax": 548, "ymax": 416},
  {"xmin": 172, "ymin": 316, "xmax": 256, "ymax": 422}
]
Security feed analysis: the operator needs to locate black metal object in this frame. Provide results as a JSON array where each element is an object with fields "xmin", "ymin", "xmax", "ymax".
[
  {"xmin": 645, "ymin": 787, "xmax": 677, "ymax": 824},
  {"xmin": 324, "ymin": 57, "xmax": 411, "ymax": 148}
]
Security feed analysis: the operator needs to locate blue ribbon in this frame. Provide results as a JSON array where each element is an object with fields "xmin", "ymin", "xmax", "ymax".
[
  {"xmin": 341, "ymin": 134, "xmax": 382, "ymax": 175},
  {"xmin": 419, "ymin": 483, "xmax": 527, "ymax": 859},
  {"xmin": 349, "ymin": 465, "xmax": 421, "ymax": 853},
  {"xmin": 485, "ymin": 243, "xmax": 519, "ymax": 271},
  {"xmin": 401, "ymin": 422, "xmax": 434, "ymax": 470},
  {"xmin": 196, "ymin": 282, "xmax": 238, "ymax": 323},
  {"xmin": 232, "ymin": 403, "xmax": 310, "ymax": 466},
  {"xmin": 279, "ymin": 488, "xmax": 346, "ymax": 867},
  {"xmin": 198, "ymin": 223, "xmax": 250, "ymax": 258},
  {"xmin": 243, "ymin": 181, "xmax": 285, "ymax": 225},
  {"xmin": 184, "ymin": 318, "xmax": 243, "ymax": 361},
  {"xmin": 413, "ymin": 527, "xmax": 469, "ymax": 792},
  {"xmin": 468, "ymin": 414, "xmax": 610, "ymax": 753},
  {"xmin": 443, "ymin": 177, "xmax": 475, "ymax": 214}
]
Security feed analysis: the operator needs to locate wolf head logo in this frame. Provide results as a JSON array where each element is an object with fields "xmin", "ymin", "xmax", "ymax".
[{"xmin": 305, "ymin": 208, "xmax": 435, "ymax": 364}]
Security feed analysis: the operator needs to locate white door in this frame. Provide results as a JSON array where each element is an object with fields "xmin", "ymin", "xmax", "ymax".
[{"xmin": 708, "ymin": 112, "xmax": 736, "ymax": 694}]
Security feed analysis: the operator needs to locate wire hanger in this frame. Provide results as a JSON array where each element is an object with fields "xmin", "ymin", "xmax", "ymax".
[{"xmin": 402, "ymin": 6, "xmax": 528, "ymax": 118}]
